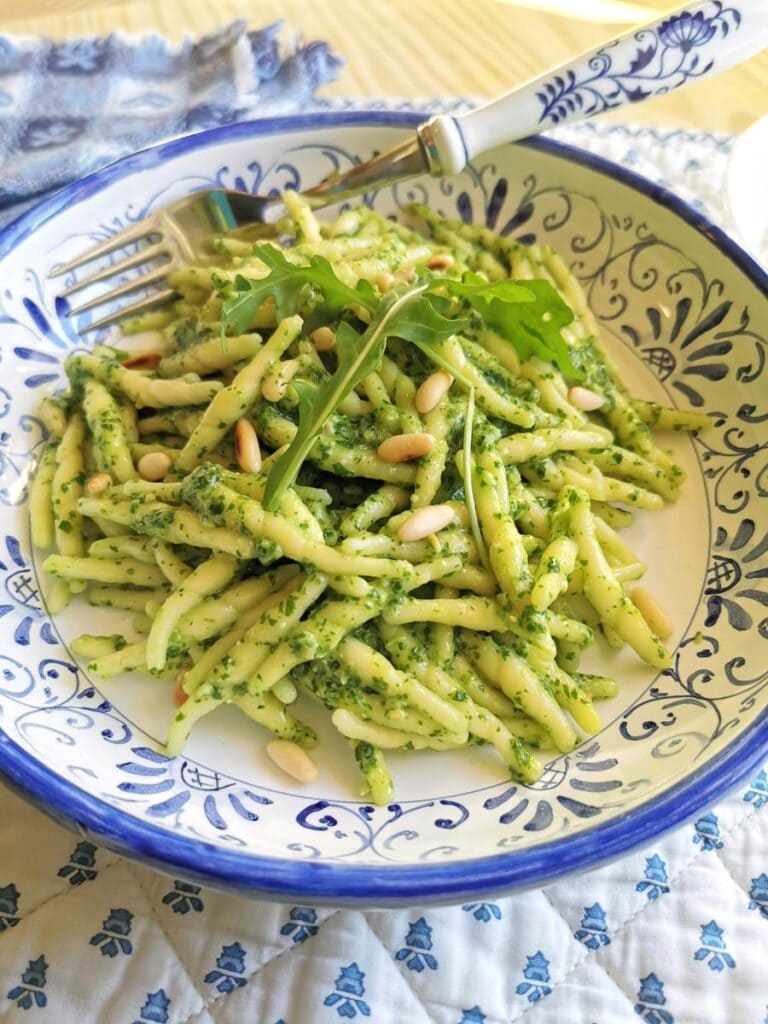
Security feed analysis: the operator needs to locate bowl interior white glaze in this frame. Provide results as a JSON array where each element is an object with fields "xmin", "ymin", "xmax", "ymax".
[{"xmin": 0, "ymin": 114, "xmax": 765, "ymax": 903}]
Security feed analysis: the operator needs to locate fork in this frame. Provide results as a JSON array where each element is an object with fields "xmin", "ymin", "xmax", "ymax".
[{"xmin": 52, "ymin": 0, "xmax": 768, "ymax": 333}]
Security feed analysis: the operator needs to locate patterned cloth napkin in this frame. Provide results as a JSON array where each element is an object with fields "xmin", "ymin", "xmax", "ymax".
[{"xmin": 0, "ymin": 20, "xmax": 343, "ymax": 225}]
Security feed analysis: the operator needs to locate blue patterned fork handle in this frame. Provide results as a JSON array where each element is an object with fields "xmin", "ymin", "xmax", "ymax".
[{"xmin": 419, "ymin": 0, "xmax": 768, "ymax": 176}]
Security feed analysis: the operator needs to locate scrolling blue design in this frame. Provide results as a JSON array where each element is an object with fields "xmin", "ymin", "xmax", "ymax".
[
  {"xmin": 570, "ymin": 778, "xmax": 622, "ymax": 792},
  {"xmin": 556, "ymin": 796, "xmax": 601, "ymax": 818},
  {"xmin": 500, "ymin": 799, "xmax": 529, "ymax": 826},
  {"xmin": 0, "ymin": 108, "xmax": 765, "ymax": 901},
  {"xmin": 116, "ymin": 762, "xmax": 167, "ymax": 777},
  {"xmin": 228, "ymin": 793, "xmax": 260, "ymax": 821},
  {"xmin": 523, "ymin": 801, "xmax": 553, "ymax": 831},
  {"xmin": 483, "ymin": 786, "xmax": 517, "ymax": 811},
  {"xmin": 13, "ymin": 347, "xmax": 58, "ymax": 363},
  {"xmin": 297, "ymin": 800, "xmax": 338, "ymax": 831},
  {"xmin": 145, "ymin": 791, "xmax": 191, "ymax": 818},
  {"xmin": 114, "ymin": 748, "xmax": 274, "ymax": 830},
  {"xmin": 536, "ymin": 3, "xmax": 741, "ymax": 126},
  {"xmin": 434, "ymin": 800, "xmax": 469, "ymax": 829},
  {"xmin": 204, "ymin": 794, "xmax": 228, "ymax": 830},
  {"xmin": 703, "ymin": 520, "xmax": 768, "ymax": 631},
  {"xmin": 118, "ymin": 779, "xmax": 175, "ymax": 795},
  {"xmin": 0, "ymin": 535, "xmax": 56, "ymax": 650}
]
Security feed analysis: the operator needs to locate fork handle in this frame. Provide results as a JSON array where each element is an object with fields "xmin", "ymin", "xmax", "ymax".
[{"xmin": 419, "ymin": 0, "xmax": 768, "ymax": 175}]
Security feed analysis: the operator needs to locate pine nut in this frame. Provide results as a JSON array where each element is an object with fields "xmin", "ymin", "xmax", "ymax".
[
  {"xmin": 568, "ymin": 386, "xmax": 604, "ymax": 412},
  {"xmin": 310, "ymin": 326, "xmax": 336, "ymax": 352},
  {"xmin": 427, "ymin": 252, "xmax": 454, "ymax": 271},
  {"xmin": 272, "ymin": 678, "xmax": 298, "ymax": 704},
  {"xmin": 397, "ymin": 504, "xmax": 456, "ymax": 542},
  {"xmin": 415, "ymin": 371, "xmax": 454, "ymax": 415},
  {"xmin": 261, "ymin": 359, "xmax": 299, "ymax": 403},
  {"xmin": 85, "ymin": 472, "xmax": 112, "ymax": 496},
  {"xmin": 266, "ymin": 739, "xmax": 318, "ymax": 784},
  {"xmin": 395, "ymin": 267, "xmax": 416, "ymax": 283},
  {"xmin": 173, "ymin": 673, "xmax": 187, "ymax": 708},
  {"xmin": 137, "ymin": 451, "xmax": 172, "ymax": 481},
  {"xmin": 234, "ymin": 418, "xmax": 262, "ymax": 474},
  {"xmin": 376, "ymin": 271, "xmax": 395, "ymax": 293},
  {"xmin": 122, "ymin": 352, "xmax": 162, "ymax": 371},
  {"xmin": 377, "ymin": 432, "xmax": 435, "ymax": 463},
  {"xmin": 630, "ymin": 586, "xmax": 673, "ymax": 640}
]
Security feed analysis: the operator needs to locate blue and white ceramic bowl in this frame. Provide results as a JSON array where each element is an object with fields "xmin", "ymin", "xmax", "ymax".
[{"xmin": 0, "ymin": 112, "xmax": 765, "ymax": 906}]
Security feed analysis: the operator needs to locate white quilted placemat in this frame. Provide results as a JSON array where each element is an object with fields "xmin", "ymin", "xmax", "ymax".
[{"xmin": 1, "ymin": 122, "xmax": 766, "ymax": 1024}]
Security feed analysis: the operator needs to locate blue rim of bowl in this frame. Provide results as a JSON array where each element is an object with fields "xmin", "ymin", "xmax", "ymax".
[{"xmin": 0, "ymin": 111, "xmax": 766, "ymax": 904}]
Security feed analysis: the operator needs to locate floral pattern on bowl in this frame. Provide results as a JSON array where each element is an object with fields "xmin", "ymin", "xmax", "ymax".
[{"xmin": 0, "ymin": 112, "xmax": 764, "ymax": 903}]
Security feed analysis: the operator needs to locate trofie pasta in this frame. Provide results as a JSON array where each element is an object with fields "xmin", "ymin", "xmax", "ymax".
[{"xmin": 30, "ymin": 197, "xmax": 710, "ymax": 804}]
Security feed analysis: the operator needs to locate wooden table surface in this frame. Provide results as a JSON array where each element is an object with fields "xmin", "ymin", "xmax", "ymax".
[{"xmin": 0, "ymin": 0, "xmax": 765, "ymax": 133}]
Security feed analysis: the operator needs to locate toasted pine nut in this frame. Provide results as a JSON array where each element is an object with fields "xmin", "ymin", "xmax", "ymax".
[
  {"xmin": 427, "ymin": 252, "xmax": 454, "ymax": 271},
  {"xmin": 137, "ymin": 451, "xmax": 172, "ymax": 481},
  {"xmin": 262, "ymin": 359, "xmax": 299, "ymax": 403},
  {"xmin": 397, "ymin": 504, "xmax": 456, "ymax": 542},
  {"xmin": 568, "ymin": 386, "xmax": 604, "ymax": 412},
  {"xmin": 395, "ymin": 267, "xmax": 416, "ymax": 283},
  {"xmin": 415, "ymin": 370, "xmax": 454, "ymax": 415},
  {"xmin": 266, "ymin": 739, "xmax": 318, "ymax": 784},
  {"xmin": 122, "ymin": 352, "xmax": 162, "ymax": 371},
  {"xmin": 234, "ymin": 418, "xmax": 262, "ymax": 474},
  {"xmin": 272, "ymin": 678, "xmax": 298, "ymax": 704},
  {"xmin": 85, "ymin": 472, "xmax": 112, "ymax": 496},
  {"xmin": 376, "ymin": 271, "xmax": 395, "ymax": 293},
  {"xmin": 630, "ymin": 586, "xmax": 673, "ymax": 640},
  {"xmin": 173, "ymin": 673, "xmax": 187, "ymax": 708},
  {"xmin": 310, "ymin": 326, "xmax": 336, "ymax": 352},
  {"xmin": 377, "ymin": 432, "xmax": 435, "ymax": 463}
]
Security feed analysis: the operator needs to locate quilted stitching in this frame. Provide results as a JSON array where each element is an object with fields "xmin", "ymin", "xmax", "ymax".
[
  {"xmin": 3, "ymin": 767, "xmax": 765, "ymax": 1023},
  {"xmin": 1, "ymin": 122, "xmax": 766, "ymax": 1024}
]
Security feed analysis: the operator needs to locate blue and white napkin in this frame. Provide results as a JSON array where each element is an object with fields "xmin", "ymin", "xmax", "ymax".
[{"xmin": 0, "ymin": 20, "xmax": 343, "ymax": 227}]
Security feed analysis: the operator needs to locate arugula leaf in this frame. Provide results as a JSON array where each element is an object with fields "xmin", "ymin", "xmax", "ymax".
[
  {"xmin": 220, "ymin": 244, "xmax": 376, "ymax": 337},
  {"xmin": 262, "ymin": 285, "xmax": 461, "ymax": 509},
  {"xmin": 439, "ymin": 272, "xmax": 582, "ymax": 379},
  {"xmin": 222, "ymin": 249, "xmax": 583, "ymax": 506}
]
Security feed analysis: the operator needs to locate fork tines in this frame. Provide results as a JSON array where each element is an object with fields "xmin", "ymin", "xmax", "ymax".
[{"xmin": 51, "ymin": 220, "xmax": 177, "ymax": 333}]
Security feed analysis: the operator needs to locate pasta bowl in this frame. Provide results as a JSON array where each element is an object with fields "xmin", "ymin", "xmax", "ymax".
[{"xmin": 0, "ymin": 112, "xmax": 765, "ymax": 905}]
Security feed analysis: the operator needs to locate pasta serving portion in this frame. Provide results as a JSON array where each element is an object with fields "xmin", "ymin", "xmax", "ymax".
[{"xmin": 30, "ymin": 194, "xmax": 709, "ymax": 803}]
